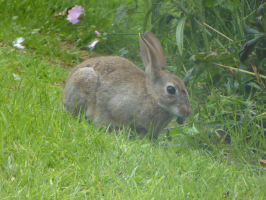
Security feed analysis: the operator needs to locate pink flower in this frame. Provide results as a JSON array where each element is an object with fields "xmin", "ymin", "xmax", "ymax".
[
  {"xmin": 95, "ymin": 30, "xmax": 100, "ymax": 36},
  {"xmin": 89, "ymin": 40, "xmax": 98, "ymax": 49},
  {"xmin": 67, "ymin": 5, "xmax": 85, "ymax": 24}
]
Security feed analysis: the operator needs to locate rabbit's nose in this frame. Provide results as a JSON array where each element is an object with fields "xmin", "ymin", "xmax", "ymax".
[{"xmin": 178, "ymin": 104, "xmax": 192, "ymax": 118}]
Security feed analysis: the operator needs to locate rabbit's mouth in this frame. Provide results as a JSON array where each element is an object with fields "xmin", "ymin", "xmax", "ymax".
[
  {"xmin": 176, "ymin": 116, "xmax": 184, "ymax": 124},
  {"xmin": 158, "ymin": 102, "xmax": 185, "ymax": 122}
]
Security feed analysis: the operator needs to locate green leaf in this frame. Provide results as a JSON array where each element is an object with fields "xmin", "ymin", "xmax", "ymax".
[
  {"xmin": 216, "ymin": 53, "xmax": 237, "ymax": 62},
  {"xmin": 184, "ymin": 67, "xmax": 195, "ymax": 85},
  {"xmin": 175, "ymin": 16, "xmax": 186, "ymax": 56},
  {"xmin": 114, "ymin": 3, "xmax": 127, "ymax": 25},
  {"xmin": 256, "ymin": 39, "xmax": 266, "ymax": 62},
  {"xmin": 227, "ymin": 80, "xmax": 232, "ymax": 95},
  {"xmin": 179, "ymin": 32, "xmax": 201, "ymax": 70},
  {"xmin": 126, "ymin": 0, "xmax": 138, "ymax": 18},
  {"xmin": 247, "ymin": 82, "xmax": 261, "ymax": 90},
  {"xmin": 257, "ymin": 5, "xmax": 265, "ymax": 15},
  {"xmin": 238, "ymin": 35, "xmax": 264, "ymax": 62},
  {"xmin": 168, "ymin": 129, "xmax": 179, "ymax": 137},
  {"xmin": 119, "ymin": 48, "xmax": 129, "ymax": 57},
  {"xmin": 205, "ymin": 0, "xmax": 225, "ymax": 7},
  {"xmin": 192, "ymin": 52, "xmax": 208, "ymax": 61},
  {"xmin": 97, "ymin": 18, "xmax": 111, "ymax": 28},
  {"xmin": 244, "ymin": 26, "xmax": 263, "ymax": 37},
  {"xmin": 196, "ymin": 120, "xmax": 232, "ymax": 128}
]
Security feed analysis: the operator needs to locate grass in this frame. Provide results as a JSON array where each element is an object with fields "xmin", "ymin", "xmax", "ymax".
[{"xmin": 1, "ymin": 0, "xmax": 266, "ymax": 199}]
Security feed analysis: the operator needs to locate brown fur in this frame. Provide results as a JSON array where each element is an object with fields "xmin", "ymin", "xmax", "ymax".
[{"xmin": 63, "ymin": 32, "xmax": 191, "ymax": 139}]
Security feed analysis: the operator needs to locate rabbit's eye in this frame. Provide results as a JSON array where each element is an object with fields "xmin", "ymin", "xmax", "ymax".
[{"xmin": 167, "ymin": 86, "xmax": 176, "ymax": 94}]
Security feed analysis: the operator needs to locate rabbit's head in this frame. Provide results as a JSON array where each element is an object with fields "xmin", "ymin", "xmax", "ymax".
[{"xmin": 140, "ymin": 32, "xmax": 191, "ymax": 122}]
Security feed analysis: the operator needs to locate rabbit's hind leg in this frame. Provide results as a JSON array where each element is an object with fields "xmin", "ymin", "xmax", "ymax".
[{"xmin": 64, "ymin": 67, "xmax": 99, "ymax": 119}]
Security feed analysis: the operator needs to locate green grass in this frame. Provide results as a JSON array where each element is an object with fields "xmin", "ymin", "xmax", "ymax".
[{"xmin": 1, "ymin": 0, "xmax": 266, "ymax": 199}]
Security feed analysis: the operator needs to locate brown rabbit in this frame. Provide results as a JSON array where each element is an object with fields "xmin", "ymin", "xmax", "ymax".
[{"xmin": 63, "ymin": 31, "xmax": 191, "ymax": 139}]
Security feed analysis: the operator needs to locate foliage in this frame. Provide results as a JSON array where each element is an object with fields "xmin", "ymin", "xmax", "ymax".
[{"xmin": 152, "ymin": 0, "xmax": 266, "ymax": 155}]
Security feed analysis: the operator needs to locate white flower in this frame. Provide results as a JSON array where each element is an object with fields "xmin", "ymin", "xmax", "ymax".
[{"xmin": 13, "ymin": 37, "xmax": 25, "ymax": 49}]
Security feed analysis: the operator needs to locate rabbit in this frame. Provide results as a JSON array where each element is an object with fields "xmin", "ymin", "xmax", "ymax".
[{"xmin": 63, "ymin": 31, "xmax": 191, "ymax": 139}]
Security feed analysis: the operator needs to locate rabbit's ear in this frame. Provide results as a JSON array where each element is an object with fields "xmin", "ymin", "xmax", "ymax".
[
  {"xmin": 139, "ymin": 33, "xmax": 162, "ymax": 82},
  {"xmin": 143, "ymin": 32, "xmax": 167, "ymax": 70}
]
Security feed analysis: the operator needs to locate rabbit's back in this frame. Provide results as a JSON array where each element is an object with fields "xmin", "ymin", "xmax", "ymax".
[
  {"xmin": 63, "ymin": 56, "xmax": 150, "ymax": 121},
  {"xmin": 71, "ymin": 56, "xmax": 145, "ymax": 78}
]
